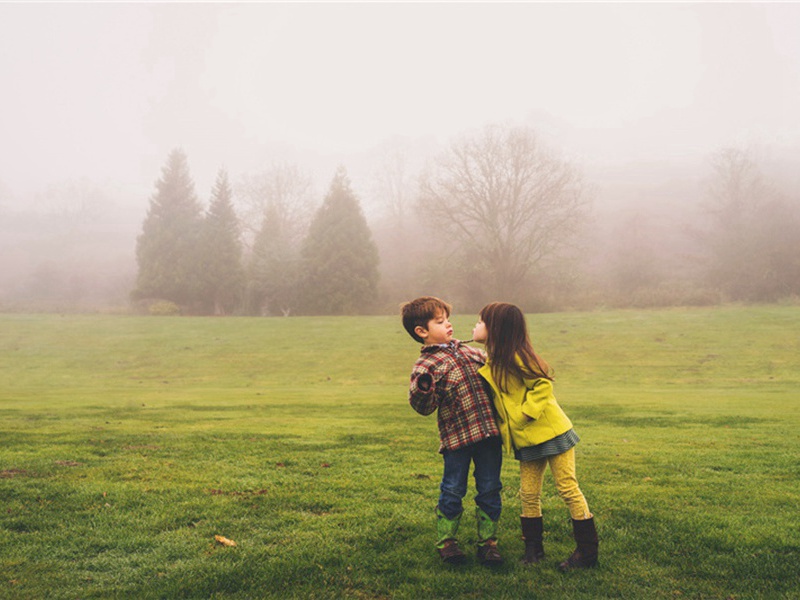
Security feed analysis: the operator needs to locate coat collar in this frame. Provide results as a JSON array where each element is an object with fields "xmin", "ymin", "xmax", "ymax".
[{"xmin": 420, "ymin": 339, "xmax": 464, "ymax": 353}]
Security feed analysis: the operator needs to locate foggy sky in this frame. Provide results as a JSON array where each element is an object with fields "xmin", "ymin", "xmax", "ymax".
[{"xmin": 1, "ymin": 3, "xmax": 799, "ymax": 208}]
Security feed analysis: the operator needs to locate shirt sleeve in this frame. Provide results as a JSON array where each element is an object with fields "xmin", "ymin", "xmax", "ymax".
[{"xmin": 409, "ymin": 366, "xmax": 438, "ymax": 415}]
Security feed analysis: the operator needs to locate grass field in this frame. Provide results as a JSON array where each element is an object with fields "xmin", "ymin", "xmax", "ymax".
[{"xmin": 1, "ymin": 306, "xmax": 799, "ymax": 599}]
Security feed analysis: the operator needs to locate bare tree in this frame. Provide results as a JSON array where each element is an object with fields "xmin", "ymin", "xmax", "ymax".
[
  {"xmin": 236, "ymin": 163, "xmax": 314, "ymax": 247},
  {"xmin": 36, "ymin": 178, "xmax": 108, "ymax": 225},
  {"xmin": 373, "ymin": 144, "xmax": 412, "ymax": 224},
  {"xmin": 419, "ymin": 124, "xmax": 587, "ymax": 303},
  {"xmin": 369, "ymin": 141, "xmax": 430, "ymax": 305},
  {"xmin": 702, "ymin": 147, "xmax": 800, "ymax": 301},
  {"xmin": 702, "ymin": 147, "xmax": 767, "ymax": 299},
  {"xmin": 705, "ymin": 147, "xmax": 767, "ymax": 231}
]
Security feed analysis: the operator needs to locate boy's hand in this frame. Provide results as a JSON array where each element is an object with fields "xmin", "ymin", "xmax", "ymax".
[{"xmin": 417, "ymin": 373, "xmax": 433, "ymax": 392}]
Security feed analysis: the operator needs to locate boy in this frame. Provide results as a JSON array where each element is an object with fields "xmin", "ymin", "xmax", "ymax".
[{"xmin": 401, "ymin": 296, "xmax": 503, "ymax": 565}]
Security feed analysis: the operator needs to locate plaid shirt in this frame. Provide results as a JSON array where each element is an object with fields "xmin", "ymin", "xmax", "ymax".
[{"xmin": 408, "ymin": 340, "xmax": 500, "ymax": 453}]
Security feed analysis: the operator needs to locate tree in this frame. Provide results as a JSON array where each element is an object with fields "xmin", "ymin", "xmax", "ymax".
[
  {"xmin": 606, "ymin": 210, "xmax": 666, "ymax": 301},
  {"xmin": 700, "ymin": 147, "xmax": 799, "ymax": 301},
  {"xmin": 249, "ymin": 203, "xmax": 301, "ymax": 316},
  {"xmin": 132, "ymin": 148, "xmax": 204, "ymax": 309},
  {"xmin": 297, "ymin": 167, "xmax": 380, "ymax": 315},
  {"xmin": 199, "ymin": 169, "xmax": 244, "ymax": 315},
  {"xmin": 369, "ymin": 141, "xmax": 429, "ymax": 305},
  {"xmin": 373, "ymin": 142, "xmax": 412, "ymax": 224},
  {"xmin": 236, "ymin": 163, "xmax": 313, "ymax": 244},
  {"xmin": 242, "ymin": 164, "xmax": 314, "ymax": 316},
  {"xmin": 419, "ymin": 124, "xmax": 587, "ymax": 305}
]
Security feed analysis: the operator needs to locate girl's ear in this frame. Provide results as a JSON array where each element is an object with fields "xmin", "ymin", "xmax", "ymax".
[{"xmin": 414, "ymin": 325, "xmax": 428, "ymax": 340}]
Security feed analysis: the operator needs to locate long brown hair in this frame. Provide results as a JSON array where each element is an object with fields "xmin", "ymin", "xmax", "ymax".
[{"xmin": 479, "ymin": 302, "xmax": 552, "ymax": 393}]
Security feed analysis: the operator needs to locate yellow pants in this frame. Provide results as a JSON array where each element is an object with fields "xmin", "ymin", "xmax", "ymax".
[{"xmin": 519, "ymin": 448, "xmax": 592, "ymax": 520}]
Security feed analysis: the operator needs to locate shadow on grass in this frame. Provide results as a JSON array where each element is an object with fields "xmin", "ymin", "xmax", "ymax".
[{"xmin": 576, "ymin": 405, "xmax": 772, "ymax": 429}]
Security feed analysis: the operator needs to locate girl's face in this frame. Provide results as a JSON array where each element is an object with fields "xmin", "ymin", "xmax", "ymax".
[{"xmin": 472, "ymin": 318, "xmax": 488, "ymax": 344}]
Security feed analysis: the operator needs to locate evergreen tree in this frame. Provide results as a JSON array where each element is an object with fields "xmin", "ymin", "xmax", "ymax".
[
  {"xmin": 200, "ymin": 169, "xmax": 244, "ymax": 315},
  {"xmin": 245, "ymin": 164, "xmax": 313, "ymax": 316},
  {"xmin": 133, "ymin": 149, "xmax": 204, "ymax": 308},
  {"xmin": 249, "ymin": 203, "xmax": 301, "ymax": 316},
  {"xmin": 298, "ymin": 167, "xmax": 379, "ymax": 315}
]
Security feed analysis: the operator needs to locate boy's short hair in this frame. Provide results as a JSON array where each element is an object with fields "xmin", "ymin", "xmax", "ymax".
[{"xmin": 401, "ymin": 296, "xmax": 452, "ymax": 343}]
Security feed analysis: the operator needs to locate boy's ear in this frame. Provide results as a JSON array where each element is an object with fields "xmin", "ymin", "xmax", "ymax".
[{"xmin": 414, "ymin": 325, "xmax": 428, "ymax": 340}]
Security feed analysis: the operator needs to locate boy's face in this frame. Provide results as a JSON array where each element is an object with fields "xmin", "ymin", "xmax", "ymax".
[{"xmin": 415, "ymin": 310, "xmax": 453, "ymax": 345}]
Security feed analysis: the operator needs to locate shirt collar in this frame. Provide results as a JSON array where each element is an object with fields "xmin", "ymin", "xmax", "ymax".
[{"xmin": 421, "ymin": 340, "xmax": 459, "ymax": 352}]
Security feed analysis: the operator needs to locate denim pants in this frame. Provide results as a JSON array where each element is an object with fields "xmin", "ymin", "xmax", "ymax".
[{"xmin": 438, "ymin": 436, "xmax": 503, "ymax": 521}]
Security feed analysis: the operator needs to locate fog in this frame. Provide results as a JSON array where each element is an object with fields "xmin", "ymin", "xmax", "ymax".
[{"xmin": 1, "ymin": 3, "xmax": 799, "ymax": 312}]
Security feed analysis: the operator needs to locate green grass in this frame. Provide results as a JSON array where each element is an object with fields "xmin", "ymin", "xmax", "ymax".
[{"xmin": 1, "ymin": 306, "xmax": 799, "ymax": 599}]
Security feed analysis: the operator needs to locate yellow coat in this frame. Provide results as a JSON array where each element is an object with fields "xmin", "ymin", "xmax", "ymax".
[{"xmin": 478, "ymin": 360, "xmax": 573, "ymax": 454}]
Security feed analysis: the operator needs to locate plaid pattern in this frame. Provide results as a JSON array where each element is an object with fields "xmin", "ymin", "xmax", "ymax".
[{"xmin": 408, "ymin": 340, "xmax": 501, "ymax": 453}]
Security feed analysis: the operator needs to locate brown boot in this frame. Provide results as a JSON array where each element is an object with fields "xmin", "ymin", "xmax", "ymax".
[
  {"xmin": 437, "ymin": 539, "xmax": 466, "ymax": 564},
  {"xmin": 559, "ymin": 517, "xmax": 598, "ymax": 571},
  {"xmin": 520, "ymin": 516, "xmax": 545, "ymax": 564},
  {"xmin": 476, "ymin": 539, "xmax": 503, "ymax": 565}
]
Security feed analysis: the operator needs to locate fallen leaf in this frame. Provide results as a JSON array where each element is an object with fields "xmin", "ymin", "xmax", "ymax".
[{"xmin": 214, "ymin": 535, "xmax": 237, "ymax": 547}]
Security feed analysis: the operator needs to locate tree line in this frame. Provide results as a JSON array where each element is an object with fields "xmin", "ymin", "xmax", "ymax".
[
  {"xmin": 3, "ymin": 124, "xmax": 797, "ymax": 314},
  {"xmin": 132, "ymin": 125, "xmax": 800, "ymax": 316}
]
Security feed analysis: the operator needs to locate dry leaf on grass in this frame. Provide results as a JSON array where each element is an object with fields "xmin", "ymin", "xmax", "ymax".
[{"xmin": 214, "ymin": 535, "xmax": 237, "ymax": 547}]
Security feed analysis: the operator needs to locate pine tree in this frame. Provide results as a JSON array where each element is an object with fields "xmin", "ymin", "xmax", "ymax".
[
  {"xmin": 245, "ymin": 164, "xmax": 313, "ymax": 316},
  {"xmin": 133, "ymin": 149, "xmax": 204, "ymax": 309},
  {"xmin": 200, "ymin": 169, "xmax": 244, "ymax": 315},
  {"xmin": 249, "ymin": 203, "xmax": 300, "ymax": 316},
  {"xmin": 298, "ymin": 167, "xmax": 380, "ymax": 315}
]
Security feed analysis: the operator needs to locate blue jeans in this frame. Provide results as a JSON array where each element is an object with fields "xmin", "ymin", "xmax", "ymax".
[{"xmin": 438, "ymin": 436, "xmax": 503, "ymax": 521}]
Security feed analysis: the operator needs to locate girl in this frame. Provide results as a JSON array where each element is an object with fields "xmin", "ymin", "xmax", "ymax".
[{"xmin": 472, "ymin": 302, "xmax": 598, "ymax": 570}]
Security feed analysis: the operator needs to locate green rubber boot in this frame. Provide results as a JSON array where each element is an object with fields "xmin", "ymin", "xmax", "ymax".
[
  {"xmin": 436, "ymin": 508, "xmax": 466, "ymax": 564},
  {"xmin": 476, "ymin": 507, "xmax": 503, "ymax": 565}
]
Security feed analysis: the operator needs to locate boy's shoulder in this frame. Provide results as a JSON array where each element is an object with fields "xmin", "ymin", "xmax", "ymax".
[{"xmin": 457, "ymin": 343, "xmax": 486, "ymax": 360}]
